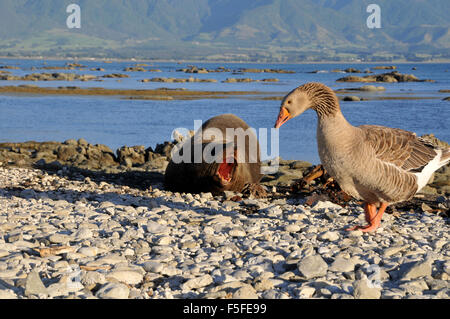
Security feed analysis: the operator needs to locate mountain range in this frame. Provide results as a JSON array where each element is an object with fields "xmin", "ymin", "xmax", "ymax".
[{"xmin": 0, "ymin": 0, "xmax": 449, "ymax": 61}]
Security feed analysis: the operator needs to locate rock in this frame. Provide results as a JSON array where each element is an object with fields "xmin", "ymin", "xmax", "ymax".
[
  {"xmin": 371, "ymin": 66, "xmax": 397, "ymax": 70},
  {"xmin": 329, "ymin": 257, "xmax": 355, "ymax": 272},
  {"xmin": 146, "ymin": 221, "xmax": 169, "ymax": 234},
  {"xmin": 73, "ymin": 227, "xmax": 93, "ymax": 241},
  {"xmin": 81, "ymin": 271, "xmax": 106, "ymax": 287},
  {"xmin": 181, "ymin": 274, "xmax": 213, "ymax": 291},
  {"xmin": 337, "ymin": 71, "xmax": 430, "ymax": 83},
  {"xmin": 142, "ymin": 261, "xmax": 164, "ymax": 273},
  {"xmin": 319, "ymin": 231, "xmax": 340, "ymax": 241},
  {"xmin": 56, "ymin": 145, "xmax": 78, "ymax": 162},
  {"xmin": 297, "ymin": 254, "xmax": 328, "ymax": 279},
  {"xmin": 399, "ymin": 260, "xmax": 432, "ymax": 280},
  {"xmin": 343, "ymin": 68, "xmax": 362, "ymax": 73},
  {"xmin": 229, "ymin": 228, "xmax": 246, "ymax": 237},
  {"xmin": 0, "ymin": 289, "xmax": 17, "ymax": 299},
  {"xmin": 78, "ymin": 246, "xmax": 101, "ymax": 257},
  {"xmin": 343, "ymin": 96, "xmax": 361, "ymax": 102},
  {"xmin": 297, "ymin": 286, "xmax": 316, "ymax": 298},
  {"xmin": 232, "ymin": 285, "xmax": 259, "ymax": 299},
  {"xmin": 353, "ymin": 277, "xmax": 381, "ymax": 299},
  {"xmin": 96, "ymin": 283, "xmax": 130, "ymax": 299},
  {"xmin": 254, "ymin": 279, "xmax": 274, "ymax": 291},
  {"xmin": 102, "ymin": 73, "xmax": 129, "ymax": 78},
  {"xmin": 25, "ymin": 271, "xmax": 48, "ymax": 297},
  {"xmin": 398, "ymin": 279, "xmax": 428, "ymax": 295},
  {"xmin": 348, "ymin": 230, "xmax": 363, "ymax": 237},
  {"xmin": 157, "ymin": 236, "xmax": 172, "ymax": 245},
  {"xmin": 289, "ymin": 160, "xmax": 312, "ymax": 170},
  {"xmin": 116, "ymin": 146, "xmax": 146, "ymax": 166},
  {"xmin": 124, "ymin": 67, "xmax": 146, "ymax": 72},
  {"xmin": 285, "ymin": 224, "xmax": 301, "ymax": 232},
  {"xmin": 106, "ymin": 270, "xmax": 144, "ymax": 285},
  {"xmin": 383, "ymin": 245, "xmax": 408, "ymax": 257},
  {"xmin": 312, "ymin": 201, "xmax": 342, "ymax": 211},
  {"xmin": 48, "ymin": 233, "xmax": 72, "ymax": 244},
  {"xmin": 358, "ymin": 85, "xmax": 386, "ymax": 91}
]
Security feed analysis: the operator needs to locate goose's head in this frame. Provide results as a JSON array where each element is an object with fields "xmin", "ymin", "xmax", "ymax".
[{"xmin": 274, "ymin": 82, "xmax": 339, "ymax": 128}]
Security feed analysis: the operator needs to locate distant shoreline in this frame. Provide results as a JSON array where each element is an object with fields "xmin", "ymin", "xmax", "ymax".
[
  {"xmin": 1, "ymin": 56, "xmax": 450, "ymax": 65},
  {"xmin": 0, "ymin": 85, "xmax": 447, "ymax": 101}
]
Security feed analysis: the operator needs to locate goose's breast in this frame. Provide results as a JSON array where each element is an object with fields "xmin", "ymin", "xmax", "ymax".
[{"xmin": 317, "ymin": 127, "xmax": 371, "ymax": 200}]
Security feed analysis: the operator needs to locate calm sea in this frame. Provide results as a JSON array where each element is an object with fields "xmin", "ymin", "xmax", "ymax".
[{"xmin": 0, "ymin": 58, "xmax": 449, "ymax": 164}]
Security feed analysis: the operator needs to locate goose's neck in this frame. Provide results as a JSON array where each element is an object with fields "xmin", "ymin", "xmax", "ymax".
[{"xmin": 310, "ymin": 90, "xmax": 341, "ymax": 119}]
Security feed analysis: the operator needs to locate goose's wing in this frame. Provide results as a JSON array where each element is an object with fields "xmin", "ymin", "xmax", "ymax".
[{"xmin": 359, "ymin": 125, "xmax": 437, "ymax": 172}]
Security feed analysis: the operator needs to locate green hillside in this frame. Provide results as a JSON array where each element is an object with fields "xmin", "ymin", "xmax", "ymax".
[{"xmin": 0, "ymin": 0, "xmax": 448, "ymax": 61}]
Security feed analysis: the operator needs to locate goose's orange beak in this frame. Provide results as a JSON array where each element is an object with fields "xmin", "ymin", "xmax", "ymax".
[{"xmin": 274, "ymin": 107, "xmax": 292, "ymax": 128}]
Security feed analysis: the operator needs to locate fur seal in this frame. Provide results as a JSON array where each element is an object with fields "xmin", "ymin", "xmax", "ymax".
[{"xmin": 164, "ymin": 114, "xmax": 264, "ymax": 195}]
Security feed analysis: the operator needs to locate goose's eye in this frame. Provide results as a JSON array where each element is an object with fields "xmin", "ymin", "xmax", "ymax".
[{"xmin": 287, "ymin": 100, "xmax": 292, "ymax": 104}]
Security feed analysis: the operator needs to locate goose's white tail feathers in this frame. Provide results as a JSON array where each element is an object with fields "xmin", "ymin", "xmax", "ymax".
[{"xmin": 415, "ymin": 148, "xmax": 450, "ymax": 191}]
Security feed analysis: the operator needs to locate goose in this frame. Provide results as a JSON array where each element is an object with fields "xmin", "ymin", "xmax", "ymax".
[{"xmin": 274, "ymin": 82, "xmax": 450, "ymax": 232}]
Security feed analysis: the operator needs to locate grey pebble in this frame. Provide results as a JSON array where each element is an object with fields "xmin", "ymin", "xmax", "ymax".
[
  {"xmin": 24, "ymin": 271, "xmax": 48, "ymax": 297},
  {"xmin": 297, "ymin": 254, "xmax": 328, "ymax": 279},
  {"xmin": 96, "ymin": 282, "xmax": 130, "ymax": 299}
]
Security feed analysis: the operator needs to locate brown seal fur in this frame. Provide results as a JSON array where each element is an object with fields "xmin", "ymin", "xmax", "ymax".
[{"xmin": 164, "ymin": 114, "xmax": 262, "ymax": 194}]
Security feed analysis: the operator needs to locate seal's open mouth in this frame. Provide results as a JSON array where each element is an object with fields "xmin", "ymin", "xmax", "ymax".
[{"xmin": 217, "ymin": 159, "xmax": 236, "ymax": 184}]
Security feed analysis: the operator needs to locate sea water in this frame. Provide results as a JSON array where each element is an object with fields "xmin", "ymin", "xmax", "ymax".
[{"xmin": 0, "ymin": 59, "xmax": 449, "ymax": 163}]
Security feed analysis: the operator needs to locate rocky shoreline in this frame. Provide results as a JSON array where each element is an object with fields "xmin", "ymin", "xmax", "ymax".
[{"xmin": 0, "ymin": 137, "xmax": 448, "ymax": 299}]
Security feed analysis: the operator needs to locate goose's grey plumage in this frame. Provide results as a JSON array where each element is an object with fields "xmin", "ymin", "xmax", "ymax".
[{"xmin": 275, "ymin": 82, "xmax": 450, "ymax": 232}]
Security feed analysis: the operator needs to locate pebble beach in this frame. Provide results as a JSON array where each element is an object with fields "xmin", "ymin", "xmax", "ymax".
[{"xmin": 0, "ymin": 145, "xmax": 448, "ymax": 299}]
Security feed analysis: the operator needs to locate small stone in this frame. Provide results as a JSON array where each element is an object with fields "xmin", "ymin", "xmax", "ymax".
[
  {"xmin": 229, "ymin": 228, "xmax": 246, "ymax": 237},
  {"xmin": 142, "ymin": 261, "xmax": 164, "ymax": 273},
  {"xmin": 181, "ymin": 240, "xmax": 198, "ymax": 249},
  {"xmin": 73, "ymin": 227, "xmax": 93, "ymax": 241},
  {"xmin": 146, "ymin": 221, "xmax": 169, "ymax": 234},
  {"xmin": 343, "ymin": 95, "xmax": 361, "ymax": 102},
  {"xmin": 48, "ymin": 233, "xmax": 72, "ymax": 244},
  {"xmin": 181, "ymin": 274, "xmax": 213, "ymax": 291},
  {"xmin": 298, "ymin": 286, "xmax": 316, "ymax": 298},
  {"xmin": 285, "ymin": 224, "xmax": 301, "ymax": 232},
  {"xmin": 400, "ymin": 260, "xmax": 432, "ymax": 280},
  {"xmin": 398, "ymin": 279, "xmax": 428, "ymax": 295},
  {"xmin": 160, "ymin": 266, "xmax": 181, "ymax": 276},
  {"xmin": 25, "ymin": 271, "xmax": 48, "ymax": 297},
  {"xmin": 421, "ymin": 203, "xmax": 433, "ymax": 212},
  {"xmin": 0, "ymin": 289, "xmax": 17, "ymax": 299},
  {"xmin": 383, "ymin": 245, "xmax": 408, "ymax": 257},
  {"xmin": 348, "ymin": 230, "xmax": 363, "ymax": 237},
  {"xmin": 319, "ymin": 231, "xmax": 340, "ymax": 241},
  {"xmin": 157, "ymin": 236, "xmax": 172, "ymax": 245},
  {"xmin": 78, "ymin": 246, "xmax": 100, "ymax": 257},
  {"xmin": 106, "ymin": 270, "xmax": 144, "ymax": 285},
  {"xmin": 96, "ymin": 282, "xmax": 130, "ymax": 299},
  {"xmin": 232, "ymin": 285, "xmax": 258, "ymax": 299},
  {"xmin": 353, "ymin": 277, "xmax": 381, "ymax": 299},
  {"xmin": 312, "ymin": 201, "xmax": 342, "ymax": 211},
  {"xmin": 254, "ymin": 279, "xmax": 274, "ymax": 291},
  {"xmin": 81, "ymin": 271, "xmax": 106, "ymax": 287},
  {"xmin": 329, "ymin": 257, "xmax": 355, "ymax": 273},
  {"xmin": 297, "ymin": 254, "xmax": 328, "ymax": 279}
]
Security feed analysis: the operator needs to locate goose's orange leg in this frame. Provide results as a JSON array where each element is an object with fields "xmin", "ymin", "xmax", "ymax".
[{"xmin": 346, "ymin": 202, "xmax": 388, "ymax": 232}]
